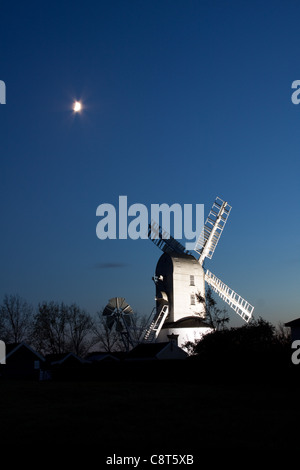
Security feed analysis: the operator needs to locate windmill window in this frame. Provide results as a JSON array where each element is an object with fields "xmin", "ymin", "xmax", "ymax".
[
  {"xmin": 190, "ymin": 294, "xmax": 196, "ymax": 305},
  {"xmin": 190, "ymin": 275, "xmax": 195, "ymax": 286}
]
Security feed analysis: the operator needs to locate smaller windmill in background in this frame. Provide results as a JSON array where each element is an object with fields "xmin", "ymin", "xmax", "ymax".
[
  {"xmin": 141, "ymin": 196, "xmax": 254, "ymax": 348},
  {"xmin": 102, "ymin": 297, "xmax": 135, "ymax": 351}
]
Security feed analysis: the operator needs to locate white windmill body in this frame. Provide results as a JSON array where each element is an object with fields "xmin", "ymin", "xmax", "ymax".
[
  {"xmin": 141, "ymin": 197, "xmax": 254, "ymax": 349},
  {"xmin": 154, "ymin": 252, "xmax": 211, "ymax": 347}
]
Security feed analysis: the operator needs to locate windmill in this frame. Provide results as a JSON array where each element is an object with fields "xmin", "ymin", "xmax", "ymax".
[
  {"xmin": 141, "ymin": 197, "xmax": 254, "ymax": 348},
  {"xmin": 103, "ymin": 297, "xmax": 135, "ymax": 351}
]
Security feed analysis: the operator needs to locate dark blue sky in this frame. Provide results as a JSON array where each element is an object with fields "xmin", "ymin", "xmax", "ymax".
[{"xmin": 1, "ymin": 0, "xmax": 299, "ymax": 326}]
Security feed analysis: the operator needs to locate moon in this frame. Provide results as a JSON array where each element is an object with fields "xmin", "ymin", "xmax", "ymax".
[{"xmin": 73, "ymin": 101, "xmax": 82, "ymax": 112}]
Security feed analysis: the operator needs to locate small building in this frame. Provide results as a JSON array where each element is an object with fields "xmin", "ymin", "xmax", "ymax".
[
  {"xmin": 85, "ymin": 351, "xmax": 121, "ymax": 363},
  {"xmin": 285, "ymin": 318, "xmax": 300, "ymax": 341},
  {"xmin": 125, "ymin": 341, "xmax": 188, "ymax": 361},
  {"xmin": 0, "ymin": 342, "xmax": 45, "ymax": 379},
  {"xmin": 42, "ymin": 352, "xmax": 87, "ymax": 380},
  {"xmin": 44, "ymin": 352, "xmax": 86, "ymax": 367}
]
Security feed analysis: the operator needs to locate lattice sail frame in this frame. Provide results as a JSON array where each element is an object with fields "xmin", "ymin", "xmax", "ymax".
[
  {"xmin": 194, "ymin": 197, "xmax": 231, "ymax": 265},
  {"xmin": 205, "ymin": 270, "xmax": 254, "ymax": 322},
  {"xmin": 148, "ymin": 219, "xmax": 190, "ymax": 255}
]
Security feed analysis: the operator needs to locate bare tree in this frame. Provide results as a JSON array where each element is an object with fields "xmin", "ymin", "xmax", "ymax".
[
  {"xmin": 31, "ymin": 301, "xmax": 69, "ymax": 354},
  {"xmin": 198, "ymin": 287, "xmax": 229, "ymax": 331},
  {"xmin": 92, "ymin": 309, "xmax": 148, "ymax": 352},
  {"xmin": 127, "ymin": 312, "xmax": 149, "ymax": 343},
  {"xmin": 0, "ymin": 294, "xmax": 33, "ymax": 343},
  {"xmin": 67, "ymin": 304, "xmax": 94, "ymax": 356},
  {"xmin": 32, "ymin": 301, "xmax": 95, "ymax": 356},
  {"xmin": 275, "ymin": 321, "xmax": 291, "ymax": 346},
  {"xmin": 92, "ymin": 311, "xmax": 121, "ymax": 352}
]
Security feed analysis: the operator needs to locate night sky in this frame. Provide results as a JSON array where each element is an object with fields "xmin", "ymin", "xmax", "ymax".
[{"xmin": 1, "ymin": 0, "xmax": 299, "ymax": 327}]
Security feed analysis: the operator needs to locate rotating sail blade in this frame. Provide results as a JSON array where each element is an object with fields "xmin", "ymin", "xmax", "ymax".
[
  {"xmin": 103, "ymin": 297, "xmax": 133, "ymax": 315},
  {"xmin": 148, "ymin": 219, "xmax": 190, "ymax": 255},
  {"xmin": 116, "ymin": 297, "xmax": 133, "ymax": 315},
  {"xmin": 205, "ymin": 270, "xmax": 254, "ymax": 322},
  {"xmin": 102, "ymin": 300, "xmax": 116, "ymax": 317},
  {"xmin": 195, "ymin": 197, "xmax": 231, "ymax": 264}
]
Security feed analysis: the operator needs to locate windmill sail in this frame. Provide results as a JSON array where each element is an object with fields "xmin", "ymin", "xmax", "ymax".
[
  {"xmin": 195, "ymin": 197, "xmax": 231, "ymax": 264},
  {"xmin": 102, "ymin": 297, "xmax": 134, "ymax": 349},
  {"xmin": 205, "ymin": 270, "xmax": 254, "ymax": 322},
  {"xmin": 103, "ymin": 297, "xmax": 133, "ymax": 318},
  {"xmin": 148, "ymin": 219, "xmax": 190, "ymax": 255}
]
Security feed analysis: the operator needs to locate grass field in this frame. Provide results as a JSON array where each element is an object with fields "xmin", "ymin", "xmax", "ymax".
[{"xmin": 0, "ymin": 371, "xmax": 299, "ymax": 460}]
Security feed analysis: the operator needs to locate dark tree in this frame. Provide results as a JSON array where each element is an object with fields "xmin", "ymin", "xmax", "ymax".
[
  {"xmin": 196, "ymin": 286, "xmax": 229, "ymax": 330},
  {"xmin": 32, "ymin": 301, "xmax": 69, "ymax": 354},
  {"xmin": 67, "ymin": 304, "xmax": 94, "ymax": 356},
  {"xmin": 0, "ymin": 294, "xmax": 33, "ymax": 343},
  {"xmin": 126, "ymin": 312, "xmax": 149, "ymax": 344},
  {"xmin": 275, "ymin": 321, "xmax": 291, "ymax": 346},
  {"xmin": 32, "ymin": 301, "xmax": 94, "ymax": 356},
  {"xmin": 92, "ymin": 310, "xmax": 121, "ymax": 352},
  {"xmin": 92, "ymin": 309, "xmax": 149, "ymax": 352},
  {"xmin": 188, "ymin": 316, "xmax": 289, "ymax": 375}
]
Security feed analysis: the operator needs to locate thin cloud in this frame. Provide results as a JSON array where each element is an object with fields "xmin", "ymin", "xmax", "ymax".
[{"xmin": 93, "ymin": 262, "xmax": 129, "ymax": 269}]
